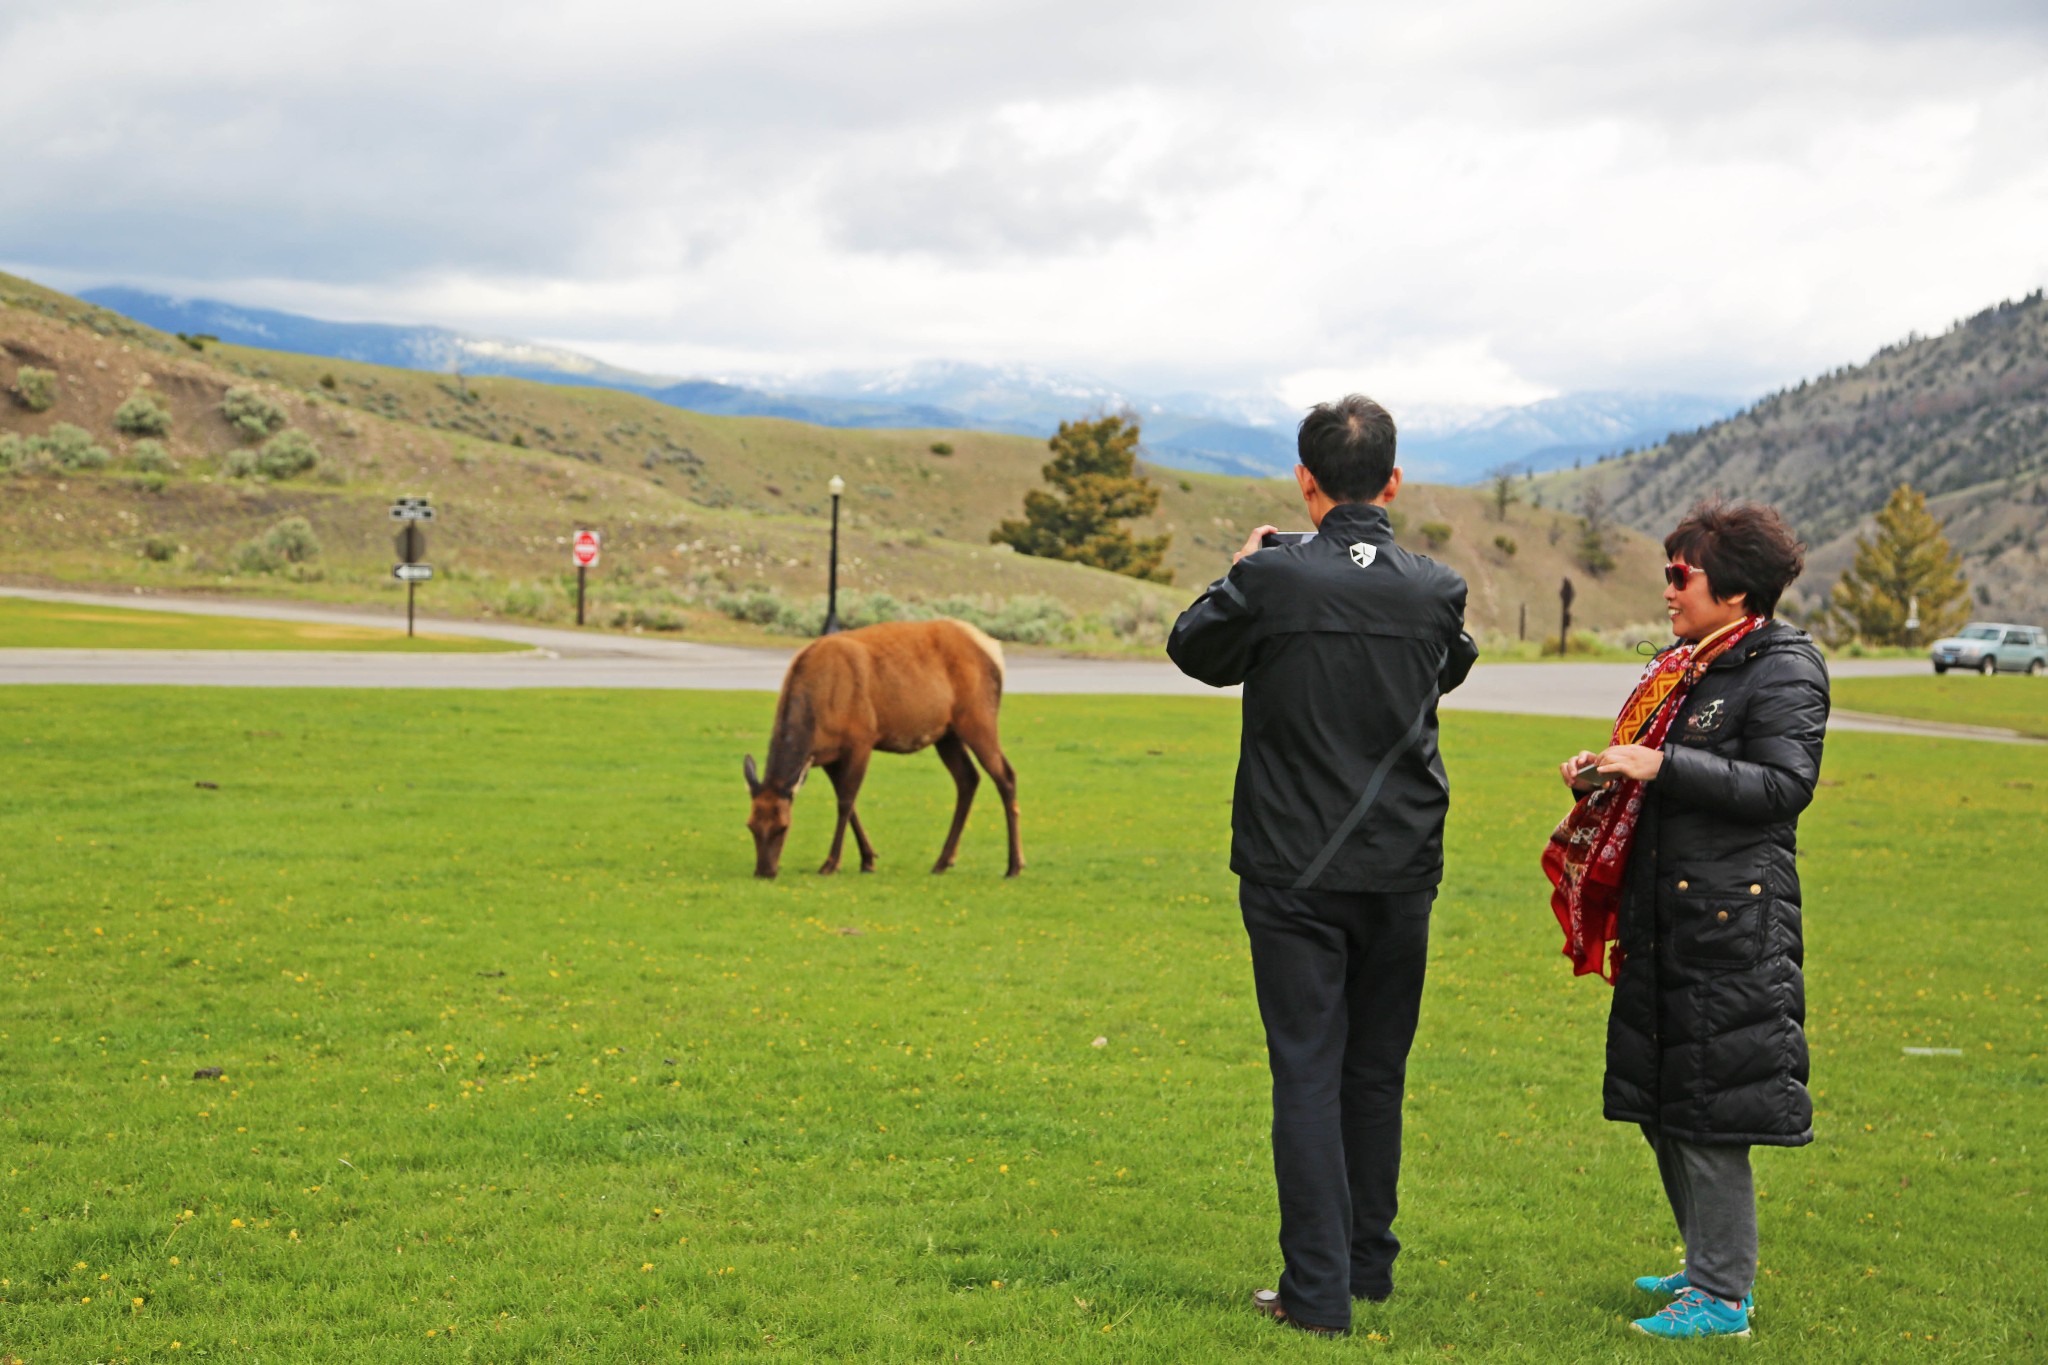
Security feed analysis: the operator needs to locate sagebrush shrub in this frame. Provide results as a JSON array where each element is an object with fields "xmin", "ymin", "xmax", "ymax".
[
  {"xmin": 221, "ymin": 387, "xmax": 287, "ymax": 439},
  {"xmin": 114, "ymin": 391, "xmax": 172, "ymax": 436},
  {"xmin": 222, "ymin": 449, "xmax": 258, "ymax": 479},
  {"xmin": 41, "ymin": 423, "xmax": 110, "ymax": 470},
  {"xmin": 256, "ymin": 429, "xmax": 320, "ymax": 480},
  {"xmin": 235, "ymin": 516, "xmax": 321, "ymax": 573},
  {"xmin": 12, "ymin": 365, "xmax": 56, "ymax": 412},
  {"xmin": 141, "ymin": 534, "xmax": 180, "ymax": 562},
  {"xmin": 130, "ymin": 439, "xmax": 178, "ymax": 474}
]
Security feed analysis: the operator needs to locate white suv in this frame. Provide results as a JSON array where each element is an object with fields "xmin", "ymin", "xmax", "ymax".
[{"xmin": 1930, "ymin": 623, "xmax": 2047, "ymax": 675}]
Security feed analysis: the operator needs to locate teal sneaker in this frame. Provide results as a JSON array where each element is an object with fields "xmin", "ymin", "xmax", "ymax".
[
  {"xmin": 1634, "ymin": 1269, "xmax": 1691, "ymax": 1295},
  {"xmin": 1631, "ymin": 1287, "xmax": 1751, "ymax": 1339},
  {"xmin": 1633, "ymin": 1271, "xmax": 1755, "ymax": 1315}
]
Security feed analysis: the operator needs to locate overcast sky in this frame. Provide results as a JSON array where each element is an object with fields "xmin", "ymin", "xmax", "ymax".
[{"xmin": 3, "ymin": 0, "xmax": 2045, "ymax": 411}]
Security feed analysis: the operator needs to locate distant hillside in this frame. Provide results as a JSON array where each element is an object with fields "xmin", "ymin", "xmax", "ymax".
[
  {"xmin": 1399, "ymin": 391, "xmax": 1742, "ymax": 484},
  {"xmin": 5, "ymin": 271, "xmax": 1665, "ymax": 645},
  {"xmin": 1533, "ymin": 291, "xmax": 2048, "ymax": 624}
]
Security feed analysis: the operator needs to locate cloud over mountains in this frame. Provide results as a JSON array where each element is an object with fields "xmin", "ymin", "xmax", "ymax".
[{"xmin": 5, "ymin": 1, "xmax": 2046, "ymax": 411}]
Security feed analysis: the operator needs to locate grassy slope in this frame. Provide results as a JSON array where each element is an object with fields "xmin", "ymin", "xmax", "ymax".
[
  {"xmin": 1834, "ymin": 675, "xmax": 2048, "ymax": 739},
  {"xmin": 1527, "ymin": 294, "xmax": 2048, "ymax": 624},
  {"xmin": 0, "ymin": 690, "xmax": 2037, "ymax": 1362},
  {"xmin": 0, "ymin": 596, "xmax": 522, "ymax": 652},
  {"xmin": 1, "ymin": 273, "xmax": 1668, "ymax": 643}
]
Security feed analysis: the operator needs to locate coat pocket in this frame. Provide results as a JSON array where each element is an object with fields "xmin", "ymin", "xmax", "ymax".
[{"xmin": 1668, "ymin": 881, "xmax": 1767, "ymax": 969}]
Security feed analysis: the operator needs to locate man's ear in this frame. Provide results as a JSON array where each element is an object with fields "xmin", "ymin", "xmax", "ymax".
[
  {"xmin": 1375, "ymin": 467, "xmax": 1403, "ymax": 505},
  {"xmin": 1294, "ymin": 463, "xmax": 1319, "ymax": 502}
]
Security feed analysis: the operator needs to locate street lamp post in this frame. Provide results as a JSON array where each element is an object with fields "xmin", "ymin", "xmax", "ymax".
[{"xmin": 822, "ymin": 475, "xmax": 846, "ymax": 635}]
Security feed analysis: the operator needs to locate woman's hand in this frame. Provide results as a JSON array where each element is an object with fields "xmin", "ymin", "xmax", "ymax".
[
  {"xmin": 1233, "ymin": 525, "xmax": 1278, "ymax": 565},
  {"xmin": 1596, "ymin": 744, "xmax": 1665, "ymax": 782},
  {"xmin": 1559, "ymin": 749, "xmax": 1601, "ymax": 792}
]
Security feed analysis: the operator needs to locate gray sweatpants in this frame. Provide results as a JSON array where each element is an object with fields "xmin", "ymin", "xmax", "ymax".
[{"xmin": 1640, "ymin": 1126, "xmax": 1756, "ymax": 1303}]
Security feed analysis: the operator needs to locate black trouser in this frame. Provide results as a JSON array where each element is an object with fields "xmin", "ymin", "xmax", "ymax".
[{"xmin": 1240, "ymin": 880, "xmax": 1433, "ymax": 1331}]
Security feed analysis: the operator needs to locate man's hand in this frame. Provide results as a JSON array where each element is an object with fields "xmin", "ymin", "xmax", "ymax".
[
  {"xmin": 1234, "ymin": 525, "xmax": 1278, "ymax": 565},
  {"xmin": 1559, "ymin": 749, "xmax": 1601, "ymax": 793},
  {"xmin": 1596, "ymin": 744, "xmax": 1665, "ymax": 782}
]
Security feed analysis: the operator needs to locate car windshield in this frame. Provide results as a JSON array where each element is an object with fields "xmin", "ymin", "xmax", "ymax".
[{"xmin": 1959, "ymin": 625, "xmax": 2003, "ymax": 640}]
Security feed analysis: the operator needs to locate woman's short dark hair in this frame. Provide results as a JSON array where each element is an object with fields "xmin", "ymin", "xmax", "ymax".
[
  {"xmin": 1298, "ymin": 395, "xmax": 1397, "ymax": 501},
  {"xmin": 1664, "ymin": 500, "xmax": 1806, "ymax": 618}
]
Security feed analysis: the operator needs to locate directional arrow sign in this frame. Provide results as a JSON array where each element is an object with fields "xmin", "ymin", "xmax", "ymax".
[
  {"xmin": 393, "ymin": 564, "xmax": 434, "ymax": 582},
  {"xmin": 390, "ymin": 496, "xmax": 436, "ymax": 521}
]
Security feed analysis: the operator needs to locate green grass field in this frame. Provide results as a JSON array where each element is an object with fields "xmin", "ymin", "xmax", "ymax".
[
  {"xmin": 1834, "ymin": 674, "xmax": 2048, "ymax": 739},
  {"xmin": 0, "ymin": 597, "xmax": 523, "ymax": 653},
  {"xmin": 1, "ymin": 690, "xmax": 2039, "ymax": 1361}
]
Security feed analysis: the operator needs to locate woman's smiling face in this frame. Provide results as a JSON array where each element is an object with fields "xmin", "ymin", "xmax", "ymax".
[{"xmin": 1665, "ymin": 558, "xmax": 1748, "ymax": 642}]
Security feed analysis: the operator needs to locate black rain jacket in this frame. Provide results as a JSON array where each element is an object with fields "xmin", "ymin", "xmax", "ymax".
[
  {"xmin": 1166, "ymin": 502, "xmax": 1478, "ymax": 893},
  {"xmin": 1603, "ymin": 619, "xmax": 1830, "ymax": 1146}
]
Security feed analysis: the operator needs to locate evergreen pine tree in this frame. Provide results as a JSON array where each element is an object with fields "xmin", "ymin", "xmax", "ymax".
[
  {"xmin": 990, "ymin": 415, "xmax": 1172, "ymax": 583},
  {"xmin": 1824, "ymin": 483, "xmax": 1970, "ymax": 643}
]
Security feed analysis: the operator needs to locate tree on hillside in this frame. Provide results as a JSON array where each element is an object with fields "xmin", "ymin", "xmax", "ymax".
[
  {"xmin": 991, "ymin": 414, "xmax": 1172, "ymax": 583},
  {"xmin": 1821, "ymin": 483, "xmax": 1970, "ymax": 644},
  {"xmin": 1576, "ymin": 481, "xmax": 1616, "ymax": 576},
  {"xmin": 1487, "ymin": 465, "xmax": 1522, "ymax": 521}
]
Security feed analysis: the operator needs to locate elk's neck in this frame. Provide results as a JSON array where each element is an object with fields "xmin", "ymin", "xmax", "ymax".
[{"xmin": 763, "ymin": 689, "xmax": 816, "ymax": 794}]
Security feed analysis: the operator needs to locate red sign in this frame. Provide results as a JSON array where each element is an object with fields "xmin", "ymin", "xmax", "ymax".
[{"xmin": 572, "ymin": 529, "xmax": 601, "ymax": 568}]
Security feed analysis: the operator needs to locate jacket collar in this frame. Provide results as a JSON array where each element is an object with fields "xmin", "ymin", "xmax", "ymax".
[{"xmin": 1317, "ymin": 501, "xmax": 1394, "ymax": 542}]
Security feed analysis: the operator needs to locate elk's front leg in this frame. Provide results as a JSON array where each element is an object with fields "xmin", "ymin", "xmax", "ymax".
[{"xmin": 819, "ymin": 750, "xmax": 871, "ymax": 875}]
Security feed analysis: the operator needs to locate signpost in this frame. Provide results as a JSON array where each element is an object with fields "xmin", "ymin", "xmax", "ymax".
[
  {"xmin": 390, "ymin": 498, "xmax": 435, "ymax": 637},
  {"xmin": 572, "ymin": 529, "xmax": 601, "ymax": 626}
]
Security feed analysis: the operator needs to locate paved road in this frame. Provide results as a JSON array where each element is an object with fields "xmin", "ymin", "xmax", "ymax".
[{"xmin": 5, "ymin": 585, "xmax": 2020, "ymax": 741}]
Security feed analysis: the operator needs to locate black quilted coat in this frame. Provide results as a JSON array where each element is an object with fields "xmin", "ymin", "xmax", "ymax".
[{"xmin": 1602, "ymin": 620, "xmax": 1830, "ymax": 1147}]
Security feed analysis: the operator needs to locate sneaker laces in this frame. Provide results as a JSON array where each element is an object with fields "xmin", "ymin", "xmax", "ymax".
[{"xmin": 1654, "ymin": 1288, "xmax": 1706, "ymax": 1322}]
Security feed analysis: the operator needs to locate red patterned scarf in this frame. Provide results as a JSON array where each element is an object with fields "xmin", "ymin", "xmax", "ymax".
[{"xmin": 1541, "ymin": 617, "xmax": 1765, "ymax": 982}]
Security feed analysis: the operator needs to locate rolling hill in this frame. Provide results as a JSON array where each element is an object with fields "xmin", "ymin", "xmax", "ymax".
[
  {"xmin": 1532, "ymin": 290, "xmax": 2048, "ymax": 624},
  {"xmin": 5, "ymin": 272, "xmax": 1668, "ymax": 649}
]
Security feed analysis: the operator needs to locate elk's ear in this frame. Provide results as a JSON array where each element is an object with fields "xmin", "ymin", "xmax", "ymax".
[{"xmin": 743, "ymin": 754, "xmax": 762, "ymax": 796}]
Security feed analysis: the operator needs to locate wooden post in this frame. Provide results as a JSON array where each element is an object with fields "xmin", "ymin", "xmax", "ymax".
[
  {"xmin": 407, "ymin": 581, "xmax": 415, "ymax": 638},
  {"xmin": 577, "ymin": 565, "xmax": 587, "ymax": 627},
  {"xmin": 1558, "ymin": 578, "xmax": 1576, "ymax": 656},
  {"xmin": 1518, "ymin": 602, "xmax": 1526, "ymax": 642}
]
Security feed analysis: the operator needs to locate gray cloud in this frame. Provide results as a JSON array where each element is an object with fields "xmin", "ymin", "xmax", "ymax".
[{"xmin": 2, "ymin": 0, "xmax": 2044, "ymax": 406}]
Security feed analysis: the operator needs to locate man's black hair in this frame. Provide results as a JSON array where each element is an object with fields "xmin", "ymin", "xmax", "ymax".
[
  {"xmin": 1664, "ymin": 499, "xmax": 1806, "ymax": 618},
  {"xmin": 1297, "ymin": 395, "xmax": 1397, "ymax": 502}
]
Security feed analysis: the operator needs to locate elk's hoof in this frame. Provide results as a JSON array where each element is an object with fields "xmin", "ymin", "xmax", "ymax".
[
  {"xmin": 817, "ymin": 862, "xmax": 839, "ymax": 876},
  {"xmin": 930, "ymin": 862, "xmax": 953, "ymax": 875},
  {"xmin": 1005, "ymin": 865, "xmax": 1024, "ymax": 878},
  {"xmin": 859, "ymin": 862, "xmax": 877, "ymax": 874}
]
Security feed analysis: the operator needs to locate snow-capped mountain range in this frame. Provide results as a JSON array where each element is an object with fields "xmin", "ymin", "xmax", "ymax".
[{"xmin": 81, "ymin": 287, "xmax": 1742, "ymax": 483}]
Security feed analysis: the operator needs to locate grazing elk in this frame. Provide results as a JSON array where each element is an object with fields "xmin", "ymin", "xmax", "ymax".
[{"xmin": 743, "ymin": 619, "xmax": 1023, "ymax": 879}]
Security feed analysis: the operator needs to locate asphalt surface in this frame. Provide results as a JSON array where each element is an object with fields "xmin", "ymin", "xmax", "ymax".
[{"xmin": 3, "ymin": 585, "xmax": 2022, "ymax": 741}]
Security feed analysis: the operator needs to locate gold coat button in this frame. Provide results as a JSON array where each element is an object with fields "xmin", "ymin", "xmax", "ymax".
[
  {"xmin": 1750, "ymin": 883, "xmax": 1762, "ymax": 895},
  {"xmin": 1717, "ymin": 910, "xmax": 1729, "ymax": 923},
  {"xmin": 1677, "ymin": 880, "xmax": 1690, "ymax": 891}
]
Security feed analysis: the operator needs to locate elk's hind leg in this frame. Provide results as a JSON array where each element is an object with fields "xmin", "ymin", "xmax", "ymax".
[
  {"xmin": 955, "ymin": 719, "xmax": 1022, "ymax": 877},
  {"xmin": 818, "ymin": 750, "xmax": 872, "ymax": 875},
  {"xmin": 931, "ymin": 734, "xmax": 980, "ymax": 873}
]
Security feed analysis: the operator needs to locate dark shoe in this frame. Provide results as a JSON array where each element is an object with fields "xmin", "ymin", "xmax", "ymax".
[
  {"xmin": 1354, "ymin": 1284, "xmax": 1392, "ymax": 1304},
  {"xmin": 1252, "ymin": 1289, "xmax": 1347, "ymax": 1338}
]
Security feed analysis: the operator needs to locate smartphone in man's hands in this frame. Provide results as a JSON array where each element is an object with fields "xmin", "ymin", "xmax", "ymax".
[
  {"xmin": 1259, "ymin": 531, "xmax": 1317, "ymax": 549},
  {"xmin": 1573, "ymin": 760, "xmax": 1614, "ymax": 788}
]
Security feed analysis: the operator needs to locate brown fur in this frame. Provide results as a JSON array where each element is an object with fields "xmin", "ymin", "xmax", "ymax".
[{"xmin": 744, "ymin": 619, "xmax": 1022, "ymax": 878}]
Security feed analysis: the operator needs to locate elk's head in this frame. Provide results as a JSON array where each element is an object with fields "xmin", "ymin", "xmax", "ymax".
[{"xmin": 743, "ymin": 754, "xmax": 792, "ymax": 878}]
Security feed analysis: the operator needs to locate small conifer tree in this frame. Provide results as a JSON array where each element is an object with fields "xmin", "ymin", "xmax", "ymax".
[
  {"xmin": 1823, "ymin": 484, "xmax": 1969, "ymax": 643},
  {"xmin": 991, "ymin": 415, "xmax": 1172, "ymax": 583}
]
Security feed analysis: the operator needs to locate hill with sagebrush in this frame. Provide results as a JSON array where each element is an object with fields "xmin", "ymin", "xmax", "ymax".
[
  {"xmin": 1537, "ymin": 291, "xmax": 2048, "ymax": 623},
  {"xmin": 1, "ymin": 271, "xmax": 1667, "ymax": 649}
]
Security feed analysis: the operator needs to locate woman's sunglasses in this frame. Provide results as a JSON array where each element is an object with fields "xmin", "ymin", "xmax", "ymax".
[{"xmin": 1663, "ymin": 561, "xmax": 1697, "ymax": 590}]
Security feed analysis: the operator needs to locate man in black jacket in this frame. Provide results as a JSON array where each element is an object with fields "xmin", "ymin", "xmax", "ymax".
[{"xmin": 1167, "ymin": 395, "xmax": 1477, "ymax": 1337}]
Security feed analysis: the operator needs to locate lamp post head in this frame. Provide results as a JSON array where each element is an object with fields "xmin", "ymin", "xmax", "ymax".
[{"xmin": 828, "ymin": 475, "xmax": 845, "ymax": 497}]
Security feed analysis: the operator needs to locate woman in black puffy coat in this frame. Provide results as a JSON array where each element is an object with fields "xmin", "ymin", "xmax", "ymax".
[{"xmin": 1555, "ymin": 500, "xmax": 1828, "ymax": 1341}]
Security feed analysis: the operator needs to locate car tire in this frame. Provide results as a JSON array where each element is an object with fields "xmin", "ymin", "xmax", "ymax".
[
  {"xmin": 1980, "ymin": 656, "xmax": 1998, "ymax": 676},
  {"xmin": 2031, "ymin": 659, "xmax": 2045, "ymax": 677},
  {"xmin": 1933, "ymin": 663, "xmax": 1948, "ymax": 674}
]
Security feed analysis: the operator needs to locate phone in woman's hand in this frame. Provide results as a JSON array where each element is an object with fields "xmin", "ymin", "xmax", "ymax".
[{"xmin": 1574, "ymin": 759, "xmax": 1614, "ymax": 788}]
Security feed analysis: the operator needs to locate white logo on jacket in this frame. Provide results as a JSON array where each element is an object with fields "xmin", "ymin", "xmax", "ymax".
[{"xmin": 1350, "ymin": 542, "xmax": 1377, "ymax": 568}]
